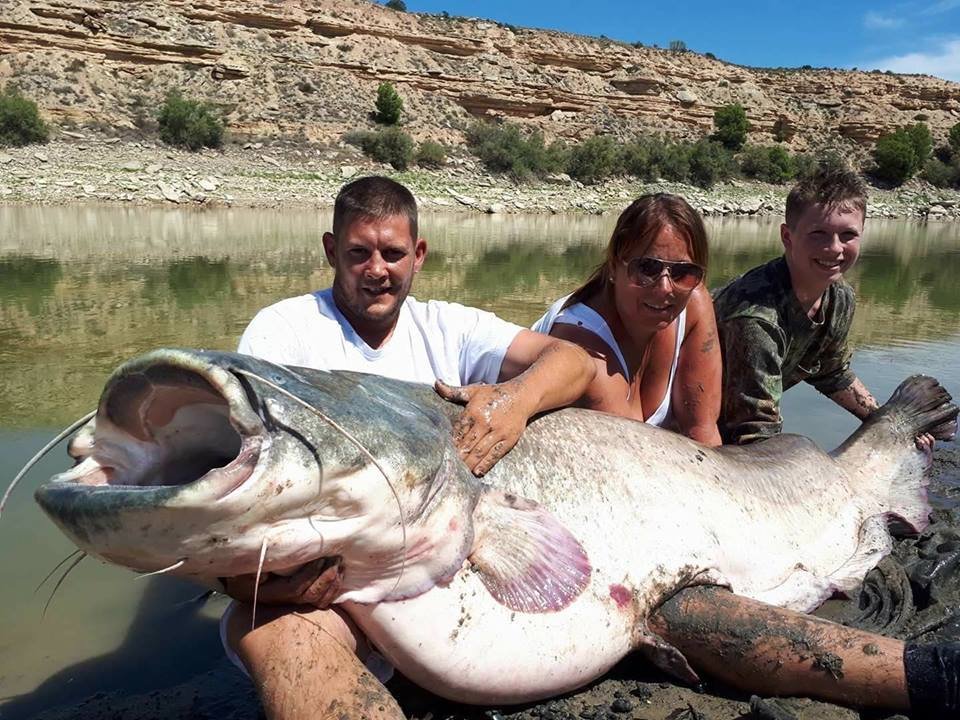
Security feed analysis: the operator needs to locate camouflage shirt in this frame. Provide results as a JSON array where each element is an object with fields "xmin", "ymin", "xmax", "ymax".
[{"xmin": 712, "ymin": 256, "xmax": 857, "ymax": 445}]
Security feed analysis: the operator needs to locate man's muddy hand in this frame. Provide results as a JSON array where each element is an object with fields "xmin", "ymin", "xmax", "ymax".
[
  {"xmin": 221, "ymin": 556, "xmax": 343, "ymax": 608},
  {"xmin": 435, "ymin": 379, "xmax": 531, "ymax": 477}
]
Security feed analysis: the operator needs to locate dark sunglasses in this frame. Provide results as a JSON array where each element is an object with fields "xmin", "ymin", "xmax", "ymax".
[{"xmin": 622, "ymin": 256, "xmax": 705, "ymax": 291}]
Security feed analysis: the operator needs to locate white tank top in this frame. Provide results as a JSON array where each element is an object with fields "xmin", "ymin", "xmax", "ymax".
[{"xmin": 532, "ymin": 295, "xmax": 686, "ymax": 427}]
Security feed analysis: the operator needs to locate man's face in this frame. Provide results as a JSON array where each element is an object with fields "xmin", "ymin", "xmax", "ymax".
[
  {"xmin": 781, "ymin": 203, "xmax": 864, "ymax": 289},
  {"xmin": 323, "ymin": 214, "xmax": 427, "ymax": 332}
]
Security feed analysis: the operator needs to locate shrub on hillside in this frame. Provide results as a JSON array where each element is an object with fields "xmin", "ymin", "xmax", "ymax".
[
  {"xmin": 906, "ymin": 123, "xmax": 932, "ymax": 164},
  {"xmin": 872, "ymin": 127, "xmax": 924, "ymax": 184},
  {"xmin": 712, "ymin": 103, "xmax": 749, "ymax": 151},
  {"xmin": 465, "ymin": 122, "xmax": 563, "ymax": 180},
  {"xmin": 739, "ymin": 145, "xmax": 795, "ymax": 184},
  {"xmin": 567, "ymin": 135, "xmax": 620, "ymax": 184},
  {"xmin": 950, "ymin": 122, "xmax": 960, "ymax": 154},
  {"xmin": 157, "ymin": 90, "xmax": 223, "ymax": 150},
  {"xmin": 415, "ymin": 140, "xmax": 447, "ymax": 167},
  {"xmin": 922, "ymin": 157, "xmax": 959, "ymax": 189},
  {"xmin": 0, "ymin": 86, "xmax": 49, "ymax": 147},
  {"xmin": 385, "ymin": 0, "xmax": 407, "ymax": 10},
  {"xmin": 687, "ymin": 139, "xmax": 737, "ymax": 188},
  {"xmin": 348, "ymin": 127, "xmax": 414, "ymax": 170},
  {"xmin": 374, "ymin": 82, "xmax": 403, "ymax": 125}
]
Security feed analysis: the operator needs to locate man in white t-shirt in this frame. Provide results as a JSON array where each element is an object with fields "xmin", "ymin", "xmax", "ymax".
[{"xmin": 226, "ymin": 175, "xmax": 595, "ymax": 720}]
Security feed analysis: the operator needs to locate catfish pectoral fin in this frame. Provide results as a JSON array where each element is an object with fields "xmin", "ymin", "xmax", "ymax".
[{"xmin": 468, "ymin": 489, "xmax": 591, "ymax": 613}]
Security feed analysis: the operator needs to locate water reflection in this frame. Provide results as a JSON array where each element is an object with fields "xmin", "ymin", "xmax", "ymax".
[{"xmin": 0, "ymin": 206, "xmax": 958, "ymax": 427}]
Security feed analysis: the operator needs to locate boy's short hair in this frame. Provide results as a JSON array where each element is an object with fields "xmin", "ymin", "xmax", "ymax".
[
  {"xmin": 332, "ymin": 175, "xmax": 418, "ymax": 240},
  {"xmin": 785, "ymin": 163, "xmax": 867, "ymax": 228}
]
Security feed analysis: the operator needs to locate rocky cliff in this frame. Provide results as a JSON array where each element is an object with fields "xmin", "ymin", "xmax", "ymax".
[{"xmin": 2, "ymin": 0, "xmax": 959, "ymax": 151}]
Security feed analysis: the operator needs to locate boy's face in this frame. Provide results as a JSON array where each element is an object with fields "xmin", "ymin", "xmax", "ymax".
[
  {"xmin": 781, "ymin": 202, "xmax": 864, "ymax": 289},
  {"xmin": 323, "ymin": 213, "xmax": 427, "ymax": 332}
]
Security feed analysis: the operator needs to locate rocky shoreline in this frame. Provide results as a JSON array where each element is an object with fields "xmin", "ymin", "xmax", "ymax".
[{"xmin": 2, "ymin": 135, "xmax": 960, "ymax": 221}]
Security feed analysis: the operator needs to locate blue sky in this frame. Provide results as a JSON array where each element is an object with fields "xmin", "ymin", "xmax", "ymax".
[{"xmin": 406, "ymin": 0, "xmax": 960, "ymax": 81}]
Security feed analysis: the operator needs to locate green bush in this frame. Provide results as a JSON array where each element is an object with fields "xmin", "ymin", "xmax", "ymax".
[
  {"xmin": 906, "ymin": 123, "xmax": 932, "ymax": 164},
  {"xmin": 948, "ymin": 122, "xmax": 960, "ymax": 154},
  {"xmin": 922, "ymin": 157, "xmax": 958, "ymax": 188},
  {"xmin": 385, "ymin": 0, "xmax": 407, "ymax": 9},
  {"xmin": 712, "ymin": 103, "xmax": 749, "ymax": 151},
  {"xmin": 348, "ymin": 127, "xmax": 414, "ymax": 170},
  {"xmin": 687, "ymin": 139, "xmax": 737, "ymax": 188},
  {"xmin": 567, "ymin": 135, "xmax": 620, "ymax": 184},
  {"xmin": 157, "ymin": 90, "xmax": 223, "ymax": 150},
  {"xmin": 0, "ymin": 86, "xmax": 49, "ymax": 147},
  {"xmin": 415, "ymin": 140, "xmax": 447, "ymax": 167},
  {"xmin": 739, "ymin": 145, "xmax": 795, "ymax": 184},
  {"xmin": 374, "ymin": 82, "xmax": 403, "ymax": 125},
  {"xmin": 872, "ymin": 128, "xmax": 923, "ymax": 184},
  {"xmin": 465, "ymin": 122, "xmax": 562, "ymax": 180}
]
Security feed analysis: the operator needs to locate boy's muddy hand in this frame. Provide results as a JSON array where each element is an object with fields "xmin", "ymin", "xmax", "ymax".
[
  {"xmin": 221, "ymin": 556, "xmax": 343, "ymax": 608},
  {"xmin": 435, "ymin": 379, "xmax": 531, "ymax": 477},
  {"xmin": 915, "ymin": 432, "xmax": 935, "ymax": 454}
]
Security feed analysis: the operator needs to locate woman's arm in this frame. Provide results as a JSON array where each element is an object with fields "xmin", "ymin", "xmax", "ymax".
[
  {"xmin": 548, "ymin": 323, "xmax": 636, "ymax": 419},
  {"xmin": 671, "ymin": 285, "xmax": 722, "ymax": 446}
]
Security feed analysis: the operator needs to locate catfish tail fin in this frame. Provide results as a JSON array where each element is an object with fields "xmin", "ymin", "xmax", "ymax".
[{"xmin": 834, "ymin": 376, "xmax": 957, "ymax": 535}]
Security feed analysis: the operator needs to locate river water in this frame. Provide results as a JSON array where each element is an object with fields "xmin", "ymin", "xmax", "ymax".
[{"xmin": 0, "ymin": 205, "xmax": 958, "ymax": 717}]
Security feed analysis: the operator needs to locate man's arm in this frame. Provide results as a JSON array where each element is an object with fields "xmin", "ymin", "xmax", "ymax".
[
  {"xmin": 718, "ymin": 317, "xmax": 786, "ymax": 445},
  {"xmin": 827, "ymin": 377, "xmax": 879, "ymax": 420},
  {"xmin": 436, "ymin": 331, "xmax": 594, "ymax": 476}
]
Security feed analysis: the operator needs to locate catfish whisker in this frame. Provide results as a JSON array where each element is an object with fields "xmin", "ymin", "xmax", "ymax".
[
  {"xmin": 42, "ymin": 552, "xmax": 86, "ymax": 620},
  {"xmin": 251, "ymin": 536, "xmax": 268, "ymax": 631},
  {"xmin": 34, "ymin": 549, "xmax": 84, "ymax": 594},
  {"xmin": 2, "ymin": 410, "xmax": 97, "ymax": 520},
  {"xmin": 136, "ymin": 558, "xmax": 187, "ymax": 579},
  {"xmin": 234, "ymin": 369, "xmax": 408, "ymax": 597}
]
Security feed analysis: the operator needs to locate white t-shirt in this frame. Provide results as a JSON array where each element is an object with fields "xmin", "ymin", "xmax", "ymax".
[{"xmin": 237, "ymin": 289, "xmax": 522, "ymax": 386}]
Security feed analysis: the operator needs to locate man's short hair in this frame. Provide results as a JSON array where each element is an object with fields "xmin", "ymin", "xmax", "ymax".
[
  {"xmin": 332, "ymin": 175, "xmax": 418, "ymax": 241},
  {"xmin": 785, "ymin": 163, "xmax": 867, "ymax": 228}
]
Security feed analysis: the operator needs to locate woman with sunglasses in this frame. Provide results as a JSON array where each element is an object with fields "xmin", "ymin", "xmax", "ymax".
[{"xmin": 533, "ymin": 193, "xmax": 722, "ymax": 445}]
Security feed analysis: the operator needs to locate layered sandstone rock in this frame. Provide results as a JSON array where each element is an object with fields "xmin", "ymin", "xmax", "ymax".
[{"xmin": 1, "ymin": 0, "xmax": 958, "ymax": 151}]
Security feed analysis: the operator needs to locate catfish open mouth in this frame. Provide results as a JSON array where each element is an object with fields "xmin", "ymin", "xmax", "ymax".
[{"xmin": 63, "ymin": 354, "xmax": 266, "ymax": 497}]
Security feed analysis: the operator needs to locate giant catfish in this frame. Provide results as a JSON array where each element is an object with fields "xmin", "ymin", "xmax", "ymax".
[{"xmin": 33, "ymin": 349, "xmax": 958, "ymax": 703}]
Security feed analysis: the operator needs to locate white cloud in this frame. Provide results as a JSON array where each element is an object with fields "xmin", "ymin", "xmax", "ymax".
[
  {"xmin": 864, "ymin": 11, "xmax": 904, "ymax": 29},
  {"xmin": 922, "ymin": 0, "xmax": 960, "ymax": 15},
  {"xmin": 868, "ymin": 37, "xmax": 960, "ymax": 80}
]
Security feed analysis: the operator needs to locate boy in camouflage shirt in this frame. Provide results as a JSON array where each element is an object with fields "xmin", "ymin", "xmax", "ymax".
[{"xmin": 713, "ymin": 166, "xmax": 879, "ymax": 445}]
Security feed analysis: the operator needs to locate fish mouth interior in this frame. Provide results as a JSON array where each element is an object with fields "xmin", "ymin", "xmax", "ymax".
[{"xmin": 79, "ymin": 362, "xmax": 260, "ymax": 490}]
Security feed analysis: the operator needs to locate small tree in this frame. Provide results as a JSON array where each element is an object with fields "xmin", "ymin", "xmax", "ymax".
[
  {"xmin": 385, "ymin": 0, "xmax": 407, "ymax": 10},
  {"xmin": 906, "ymin": 123, "xmax": 932, "ymax": 164},
  {"xmin": 0, "ymin": 86, "xmax": 49, "ymax": 147},
  {"xmin": 712, "ymin": 103, "xmax": 749, "ymax": 151},
  {"xmin": 668, "ymin": 40, "xmax": 687, "ymax": 52},
  {"xmin": 872, "ymin": 129, "xmax": 920, "ymax": 184},
  {"xmin": 157, "ymin": 90, "xmax": 223, "ymax": 150},
  {"xmin": 374, "ymin": 82, "xmax": 403, "ymax": 125},
  {"xmin": 948, "ymin": 122, "xmax": 960, "ymax": 154}
]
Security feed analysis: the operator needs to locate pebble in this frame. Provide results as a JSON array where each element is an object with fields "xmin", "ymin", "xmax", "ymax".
[{"xmin": 609, "ymin": 697, "xmax": 632, "ymax": 713}]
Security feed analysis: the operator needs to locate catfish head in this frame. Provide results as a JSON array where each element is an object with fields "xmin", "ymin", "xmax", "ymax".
[{"xmin": 35, "ymin": 349, "xmax": 478, "ymax": 603}]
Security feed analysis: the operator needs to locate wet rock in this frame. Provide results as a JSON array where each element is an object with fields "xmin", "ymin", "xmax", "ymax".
[
  {"xmin": 608, "ymin": 697, "xmax": 632, "ymax": 713},
  {"xmin": 749, "ymin": 695, "xmax": 798, "ymax": 720}
]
